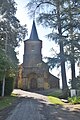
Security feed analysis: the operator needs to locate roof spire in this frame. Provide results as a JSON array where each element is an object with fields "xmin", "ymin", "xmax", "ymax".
[{"xmin": 29, "ymin": 20, "xmax": 39, "ymax": 40}]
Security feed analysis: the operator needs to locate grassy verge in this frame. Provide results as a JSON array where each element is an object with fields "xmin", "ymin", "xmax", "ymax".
[
  {"xmin": 47, "ymin": 89, "xmax": 63, "ymax": 98},
  {"xmin": 0, "ymin": 96, "xmax": 17, "ymax": 110},
  {"xmin": 48, "ymin": 96, "xmax": 64, "ymax": 105}
]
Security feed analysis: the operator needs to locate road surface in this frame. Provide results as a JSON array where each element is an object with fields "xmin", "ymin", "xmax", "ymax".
[{"xmin": 4, "ymin": 89, "xmax": 80, "ymax": 120}]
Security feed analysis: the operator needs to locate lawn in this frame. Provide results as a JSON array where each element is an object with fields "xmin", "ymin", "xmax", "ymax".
[
  {"xmin": 0, "ymin": 96, "xmax": 17, "ymax": 110},
  {"xmin": 48, "ymin": 96, "xmax": 64, "ymax": 105}
]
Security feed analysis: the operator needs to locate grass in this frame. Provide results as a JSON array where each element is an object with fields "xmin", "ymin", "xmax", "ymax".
[
  {"xmin": 0, "ymin": 96, "xmax": 17, "ymax": 110},
  {"xmin": 48, "ymin": 96, "xmax": 64, "ymax": 105},
  {"xmin": 47, "ymin": 89, "xmax": 63, "ymax": 98}
]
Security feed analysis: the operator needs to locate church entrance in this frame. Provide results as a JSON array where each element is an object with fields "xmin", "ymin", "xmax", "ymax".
[{"xmin": 30, "ymin": 78, "xmax": 37, "ymax": 90}]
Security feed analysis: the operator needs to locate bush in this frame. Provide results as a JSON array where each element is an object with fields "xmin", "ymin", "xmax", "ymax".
[
  {"xmin": 68, "ymin": 96, "xmax": 80, "ymax": 104},
  {"xmin": 0, "ymin": 77, "xmax": 14, "ymax": 96},
  {"xmin": 5, "ymin": 77, "xmax": 14, "ymax": 96}
]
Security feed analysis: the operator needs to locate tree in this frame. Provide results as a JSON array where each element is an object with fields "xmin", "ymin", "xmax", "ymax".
[
  {"xmin": 63, "ymin": 0, "xmax": 80, "ymax": 88},
  {"xmin": 0, "ymin": 48, "xmax": 13, "ymax": 96},
  {"xmin": 0, "ymin": 0, "xmax": 27, "ymax": 96},
  {"xmin": 27, "ymin": 0, "xmax": 68, "ymax": 89}
]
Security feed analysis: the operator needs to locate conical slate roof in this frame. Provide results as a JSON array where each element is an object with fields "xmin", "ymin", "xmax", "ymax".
[{"xmin": 29, "ymin": 20, "xmax": 39, "ymax": 40}]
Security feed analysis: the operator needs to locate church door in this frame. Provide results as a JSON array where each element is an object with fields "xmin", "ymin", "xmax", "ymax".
[{"xmin": 30, "ymin": 78, "xmax": 37, "ymax": 90}]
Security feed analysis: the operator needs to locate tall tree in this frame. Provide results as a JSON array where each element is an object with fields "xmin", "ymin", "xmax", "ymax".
[
  {"xmin": 27, "ymin": 0, "xmax": 68, "ymax": 89},
  {"xmin": 0, "ymin": 0, "xmax": 27, "ymax": 96},
  {"xmin": 63, "ymin": 0, "xmax": 80, "ymax": 88},
  {"xmin": 0, "ymin": 0, "xmax": 27, "ymax": 68}
]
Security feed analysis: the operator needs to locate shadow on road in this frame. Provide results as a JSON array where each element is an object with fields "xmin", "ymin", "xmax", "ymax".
[
  {"xmin": 32, "ymin": 97, "xmax": 80, "ymax": 120},
  {"xmin": 0, "ymin": 90, "xmax": 80, "ymax": 120}
]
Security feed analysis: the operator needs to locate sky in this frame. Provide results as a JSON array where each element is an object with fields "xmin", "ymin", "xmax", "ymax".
[
  {"xmin": 15, "ymin": 0, "xmax": 79, "ymax": 88},
  {"xmin": 15, "ymin": 0, "xmax": 58, "ymax": 62}
]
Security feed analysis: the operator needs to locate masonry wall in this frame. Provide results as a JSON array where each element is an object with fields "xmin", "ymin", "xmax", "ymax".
[
  {"xmin": 22, "ymin": 39, "xmax": 59, "ymax": 90},
  {"xmin": 23, "ymin": 40, "xmax": 42, "ymax": 67}
]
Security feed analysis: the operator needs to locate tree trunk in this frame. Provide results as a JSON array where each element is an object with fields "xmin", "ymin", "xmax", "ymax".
[
  {"xmin": 2, "ymin": 74, "xmax": 5, "ymax": 97},
  {"xmin": 57, "ymin": 1, "xmax": 67, "ymax": 89},
  {"xmin": 60, "ymin": 42, "xmax": 67, "ymax": 89},
  {"xmin": 68, "ymin": 1, "xmax": 76, "ymax": 88},
  {"xmin": 71, "ymin": 59, "xmax": 75, "ymax": 88}
]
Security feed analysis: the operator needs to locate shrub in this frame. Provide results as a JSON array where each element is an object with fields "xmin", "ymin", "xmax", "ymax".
[
  {"xmin": 0, "ymin": 77, "xmax": 14, "ymax": 96},
  {"xmin": 5, "ymin": 77, "xmax": 14, "ymax": 96},
  {"xmin": 68, "ymin": 96, "xmax": 80, "ymax": 104}
]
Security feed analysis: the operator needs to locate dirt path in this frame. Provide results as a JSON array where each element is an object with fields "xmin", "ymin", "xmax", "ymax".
[{"xmin": 0, "ymin": 89, "xmax": 80, "ymax": 120}]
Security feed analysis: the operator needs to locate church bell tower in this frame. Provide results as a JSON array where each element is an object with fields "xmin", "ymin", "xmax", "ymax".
[{"xmin": 23, "ymin": 21, "xmax": 42, "ymax": 68}]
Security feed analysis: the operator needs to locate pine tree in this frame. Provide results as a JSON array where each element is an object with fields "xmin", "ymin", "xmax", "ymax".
[{"xmin": 63, "ymin": 0, "xmax": 80, "ymax": 88}]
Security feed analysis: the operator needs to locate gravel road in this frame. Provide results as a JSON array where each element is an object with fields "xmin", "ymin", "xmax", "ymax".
[{"xmin": 0, "ymin": 89, "xmax": 80, "ymax": 120}]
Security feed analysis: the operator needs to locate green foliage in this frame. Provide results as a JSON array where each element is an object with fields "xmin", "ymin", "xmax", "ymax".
[
  {"xmin": 0, "ymin": 0, "xmax": 27, "ymax": 83},
  {"xmin": 0, "ymin": 0, "xmax": 27, "ymax": 49},
  {"xmin": 0, "ymin": 0, "xmax": 27, "ymax": 65},
  {"xmin": 68, "ymin": 96, "xmax": 80, "ymax": 104},
  {"xmin": 0, "ymin": 77, "xmax": 14, "ymax": 96},
  {"xmin": 0, "ymin": 0, "xmax": 28, "ymax": 96},
  {"xmin": 0, "ymin": 48, "xmax": 10, "ymax": 71},
  {"xmin": 0, "ymin": 47, "xmax": 18, "ymax": 81},
  {"xmin": 69, "ymin": 76, "xmax": 80, "ymax": 89},
  {"xmin": 63, "ymin": 0, "xmax": 80, "ymax": 82},
  {"xmin": 5, "ymin": 77, "xmax": 14, "ymax": 96}
]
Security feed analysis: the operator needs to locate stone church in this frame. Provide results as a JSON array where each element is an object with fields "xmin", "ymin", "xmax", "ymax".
[{"xmin": 18, "ymin": 21, "xmax": 59, "ymax": 90}]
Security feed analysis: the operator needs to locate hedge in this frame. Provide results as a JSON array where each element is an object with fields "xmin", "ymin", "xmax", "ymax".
[{"xmin": 0, "ymin": 77, "xmax": 14, "ymax": 96}]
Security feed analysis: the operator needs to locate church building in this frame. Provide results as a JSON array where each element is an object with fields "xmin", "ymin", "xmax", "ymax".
[{"xmin": 20, "ymin": 21, "xmax": 59, "ymax": 90}]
